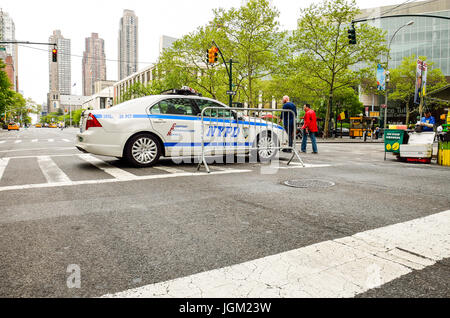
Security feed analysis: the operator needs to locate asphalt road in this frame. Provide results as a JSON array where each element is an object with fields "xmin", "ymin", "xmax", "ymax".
[{"xmin": 0, "ymin": 127, "xmax": 449, "ymax": 298}]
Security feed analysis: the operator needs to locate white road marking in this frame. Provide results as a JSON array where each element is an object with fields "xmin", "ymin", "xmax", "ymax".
[
  {"xmin": 0, "ymin": 147, "xmax": 74, "ymax": 153},
  {"xmin": 282, "ymin": 164, "xmax": 331, "ymax": 169},
  {"xmin": 62, "ymin": 139, "xmax": 70, "ymax": 142},
  {"xmin": 0, "ymin": 141, "xmax": 5, "ymax": 144},
  {"xmin": 152, "ymin": 165, "xmax": 186, "ymax": 174},
  {"xmin": 48, "ymin": 139, "xmax": 54, "ymax": 142},
  {"xmin": 32, "ymin": 139, "xmax": 38, "ymax": 142},
  {"xmin": 0, "ymin": 158, "xmax": 9, "ymax": 180},
  {"xmin": 0, "ymin": 168, "xmax": 252, "ymax": 192},
  {"xmin": 0, "ymin": 154, "xmax": 78, "ymax": 160},
  {"xmin": 14, "ymin": 140, "xmax": 22, "ymax": 144},
  {"xmin": 37, "ymin": 156, "xmax": 71, "ymax": 183},
  {"xmin": 102, "ymin": 210, "xmax": 450, "ymax": 298},
  {"xmin": 78, "ymin": 154, "xmax": 139, "ymax": 180}
]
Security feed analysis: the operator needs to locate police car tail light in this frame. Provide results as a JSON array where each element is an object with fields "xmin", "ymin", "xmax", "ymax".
[{"xmin": 86, "ymin": 113, "xmax": 102, "ymax": 130}]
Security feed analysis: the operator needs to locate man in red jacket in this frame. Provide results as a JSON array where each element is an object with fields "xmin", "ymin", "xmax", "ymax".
[{"xmin": 301, "ymin": 104, "xmax": 318, "ymax": 154}]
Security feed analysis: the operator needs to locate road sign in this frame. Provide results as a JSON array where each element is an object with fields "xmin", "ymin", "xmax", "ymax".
[{"xmin": 227, "ymin": 91, "xmax": 236, "ymax": 96}]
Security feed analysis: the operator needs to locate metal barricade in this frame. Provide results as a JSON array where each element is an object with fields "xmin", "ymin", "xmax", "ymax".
[{"xmin": 196, "ymin": 106, "xmax": 305, "ymax": 173}]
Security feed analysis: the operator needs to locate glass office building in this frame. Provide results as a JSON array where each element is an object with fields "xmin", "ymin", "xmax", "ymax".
[{"xmin": 359, "ymin": 0, "xmax": 450, "ymax": 76}]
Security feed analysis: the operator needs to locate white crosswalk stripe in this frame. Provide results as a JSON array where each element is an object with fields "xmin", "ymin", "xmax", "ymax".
[
  {"xmin": 37, "ymin": 156, "xmax": 71, "ymax": 183},
  {"xmin": 0, "ymin": 154, "xmax": 251, "ymax": 192},
  {"xmin": 152, "ymin": 165, "xmax": 186, "ymax": 174},
  {"xmin": 103, "ymin": 210, "xmax": 450, "ymax": 298},
  {"xmin": 0, "ymin": 158, "xmax": 9, "ymax": 180},
  {"xmin": 0, "ymin": 139, "xmax": 73, "ymax": 143},
  {"xmin": 78, "ymin": 154, "xmax": 137, "ymax": 180}
]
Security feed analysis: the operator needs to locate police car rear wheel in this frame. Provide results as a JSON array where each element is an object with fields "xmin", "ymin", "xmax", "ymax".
[
  {"xmin": 256, "ymin": 133, "xmax": 278, "ymax": 162},
  {"xmin": 126, "ymin": 134, "xmax": 161, "ymax": 167}
]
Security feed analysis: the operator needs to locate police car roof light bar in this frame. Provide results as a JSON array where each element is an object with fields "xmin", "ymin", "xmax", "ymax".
[{"xmin": 159, "ymin": 87, "xmax": 202, "ymax": 97}]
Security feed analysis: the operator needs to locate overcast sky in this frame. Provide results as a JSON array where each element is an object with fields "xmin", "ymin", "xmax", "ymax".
[{"xmin": 1, "ymin": 0, "xmax": 408, "ymax": 104}]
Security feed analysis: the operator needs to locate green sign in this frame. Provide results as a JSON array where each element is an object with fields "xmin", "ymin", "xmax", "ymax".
[{"xmin": 384, "ymin": 129, "xmax": 405, "ymax": 153}]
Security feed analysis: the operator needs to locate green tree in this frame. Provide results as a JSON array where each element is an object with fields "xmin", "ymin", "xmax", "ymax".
[
  {"xmin": 334, "ymin": 87, "xmax": 364, "ymax": 117},
  {"xmin": 8, "ymin": 91, "xmax": 28, "ymax": 124},
  {"xmin": 147, "ymin": 0, "xmax": 285, "ymax": 107},
  {"xmin": 213, "ymin": 0, "xmax": 286, "ymax": 106},
  {"xmin": 72, "ymin": 109, "xmax": 84, "ymax": 126},
  {"xmin": 289, "ymin": 0, "xmax": 388, "ymax": 137},
  {"xmin": 0, "ymin": 59, "xmax": 15, "ymax": 121},
  {"xmin": 389, "ymin": 55, "xmax": 447, "ymax": 124}
]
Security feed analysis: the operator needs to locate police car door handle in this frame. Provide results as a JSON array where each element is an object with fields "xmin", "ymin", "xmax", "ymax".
[{"xmin": 153, "ymin": 119, "xmax": 166, "ymax": 123}]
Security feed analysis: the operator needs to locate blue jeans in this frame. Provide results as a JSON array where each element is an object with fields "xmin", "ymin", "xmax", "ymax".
[{"xmin": 301, "ymin": 131, "xmax": 318, "ymax": 153}]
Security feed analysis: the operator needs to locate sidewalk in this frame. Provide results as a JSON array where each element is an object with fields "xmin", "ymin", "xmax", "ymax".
[{"xmin": 296, "ymin": 137, "xmax": 384, "ymax": 144}]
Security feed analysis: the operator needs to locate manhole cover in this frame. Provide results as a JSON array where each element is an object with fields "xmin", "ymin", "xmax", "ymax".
[{"xmin": 283, "ymin": 179, "xmax": 335, "ymax": 188}]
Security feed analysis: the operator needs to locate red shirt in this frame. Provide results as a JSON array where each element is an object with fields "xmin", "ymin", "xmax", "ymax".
[{"xmin": 302, "ymin": 109, "xmax": 318, "ymax": 132}]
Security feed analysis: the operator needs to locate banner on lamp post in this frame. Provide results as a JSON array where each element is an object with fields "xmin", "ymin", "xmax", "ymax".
[
  {"xmin": 414, "ymin": 59, "xmax": 425, "ymax": 105},
  {"xmin": 376, "ymin": 64, "xmax": 386, "ymax": 91},
  {"xmin": 422, "ymin": 63, "xmax": 428, "ymax": 97}
]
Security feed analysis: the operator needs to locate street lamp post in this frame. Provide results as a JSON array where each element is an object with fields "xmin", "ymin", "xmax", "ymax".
[{"xmin": 384, "ymin": 20, "xmax": 414, "ymax": 131}]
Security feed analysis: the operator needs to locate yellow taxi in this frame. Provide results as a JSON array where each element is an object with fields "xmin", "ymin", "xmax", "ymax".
[
  {"xmin": 49, "ymin": 123, "xmax": 58, "ymax": 128},
  {"xmin": 8, "ymin": 122, "xmax": 20, "ymax": 131},
  {"xmin": 36, "ymin": 123, "xmax": 42, "ymax": 128}
]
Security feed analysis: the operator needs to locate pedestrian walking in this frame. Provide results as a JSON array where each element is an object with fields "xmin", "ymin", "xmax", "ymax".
[
  {"xmin": 374, "ymin": 127, "xmax": 380, "ymax": 140},
  {"xmin": 301, "ymin": 104, "xmax": 318, "ymax": 154},
  {"xmin": 281, "ymin": 96, "xmax": 297, "ymax": 153}
]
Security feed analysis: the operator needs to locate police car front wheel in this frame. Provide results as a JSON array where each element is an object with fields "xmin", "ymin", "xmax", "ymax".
[{"xmin": 125, "ymin": 134, "xmax": 161, "ymax": 167}]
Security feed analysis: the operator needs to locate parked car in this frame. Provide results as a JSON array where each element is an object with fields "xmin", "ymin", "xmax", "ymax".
[
  {"xmin": 76, "ymin": 87, "xmax": 289, "ymax": 167},
  {"xmin": 333, "ymin": 127, "xmax": 350, "ymax": 137}
]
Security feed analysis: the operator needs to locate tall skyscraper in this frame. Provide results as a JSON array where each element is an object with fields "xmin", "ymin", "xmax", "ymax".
[
  {"xmin": 0, "ymin": 8, "xmax": 18, "ymax": 91},
  {"xmin": 118, "ymin": 9, "xmax": 138, "ymax": 80},
  {"xmin": 48, "ymin": 30, "xmax": 71, "ymax": 113},
  {"xmin": 82, "ymin": 33, "xmax": 106, "ymax": 96}
]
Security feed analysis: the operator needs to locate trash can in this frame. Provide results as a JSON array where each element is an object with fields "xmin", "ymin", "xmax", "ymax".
[{"xmin": 384, "ymin": 129, "xmax": 409, "ymax": 155}]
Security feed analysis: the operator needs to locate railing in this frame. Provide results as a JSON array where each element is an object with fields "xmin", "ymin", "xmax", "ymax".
[{"xmin": 196, "ymin": 106, "xmax": 305, "ymax": 173}]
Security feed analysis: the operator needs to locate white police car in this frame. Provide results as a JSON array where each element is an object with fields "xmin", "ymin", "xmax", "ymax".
[{"xmin": 76, "ymin": 88, "xmax": 289, "ymax": 167}]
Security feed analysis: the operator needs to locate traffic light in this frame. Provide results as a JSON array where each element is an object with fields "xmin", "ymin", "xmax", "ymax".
[
  {"xmin": 207, "ymin": 46, "xmax": 219, "ymax": 64},
  {"xmin": 52, "ymin": 48, "xmax": 58, "ymax": 62},
  {"xmin": 348, "ymin": 26, "xmax": 357, "ymax": 45}
]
